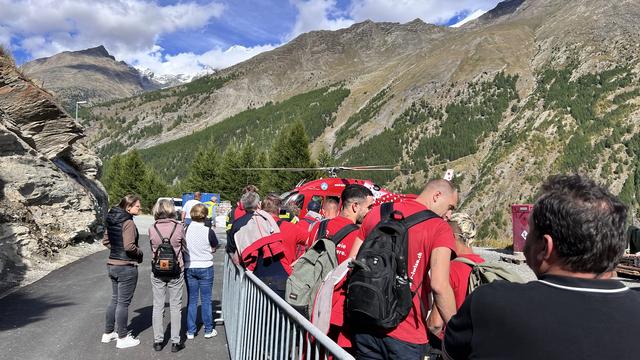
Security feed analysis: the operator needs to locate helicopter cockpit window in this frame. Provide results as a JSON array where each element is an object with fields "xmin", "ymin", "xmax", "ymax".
[
  {"xmin": 311, "ymin": 195, "xmax": 324, "ymax": 206},
  {"xmin": 290, "ymin": 193, "xmax": 304, "ymax": 211}
]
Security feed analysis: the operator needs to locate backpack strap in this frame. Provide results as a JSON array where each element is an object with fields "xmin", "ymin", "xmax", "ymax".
[
  {"xmin": 453, "ymin": 256, "xmax": 478, "ymax": 267},
  {"xmin": 380, "ymin": 202, "xmax": 394, "ymax": 220},
  {"xmin": 316, "ymin": 219, "xmax": 330, "ymax": 241},
  {"xmin": 154, "ymin": 223, "xmax": 178, "ymax": 244},
  {"xmin": 402, "ymin": 210, "xmax": 439, "ymax": 228},
  {"xmin": 331, "ymin": 224, "xmax": 359, "ymax": 245}
]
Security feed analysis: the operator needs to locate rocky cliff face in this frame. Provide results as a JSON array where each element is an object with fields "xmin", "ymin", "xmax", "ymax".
[
  {"xmin": 20, "ymin": 45, "xmax": 160, "ymax": 109},
  {"xmin": 0, "ymin": 50, "xmax": 108, "ymax": 293}
]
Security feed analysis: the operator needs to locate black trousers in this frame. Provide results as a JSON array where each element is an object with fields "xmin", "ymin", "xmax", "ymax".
[{"xmin": 352, "ymin": 332, "xmax": 426, "ymax": 360}]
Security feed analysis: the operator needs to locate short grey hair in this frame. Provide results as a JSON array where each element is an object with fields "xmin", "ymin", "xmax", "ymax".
[
  {"xmin": 241, "ymin": 191, "xmax": 260, "ymax": 211},
  {"xmin": 153, "ymin": 199, "xmax": 176, "ymax": 220}
]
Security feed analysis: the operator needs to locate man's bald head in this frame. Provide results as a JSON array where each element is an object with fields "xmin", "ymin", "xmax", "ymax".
[
  {"xmin": 418, "ymin": 179, "xmax": 458, "ymax": 220},
  {"xmin": 423, "ymin": 179, "xmax": 456, "ymax": 196}
]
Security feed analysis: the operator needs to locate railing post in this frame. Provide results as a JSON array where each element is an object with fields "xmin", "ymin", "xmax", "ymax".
[{"xmin": 232, "ymin": 269, "xmax": 246, "ymax": 360}]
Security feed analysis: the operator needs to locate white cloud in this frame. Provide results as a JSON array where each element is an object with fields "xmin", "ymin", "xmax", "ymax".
[
  {"xmin": 451, "ymin": 9, "xmax": 487, "ymax": 28},
  {"xmin": 0, "ymin": 0, "xmax": 224, "ymax": 61},
  {"xmin": 130, "ymin": 43, "xmax": 277, "ymax": 76},
  {"xmin": 348, "ymin": 0, "xmax": 499, "ymax": 24},
  {"xmin": 287, "ymin": 0, "xmax": 355, "ymax": 40},
  {"xmin": 0, "ymin": 26, "xmax": 12, "ymax": 49}
]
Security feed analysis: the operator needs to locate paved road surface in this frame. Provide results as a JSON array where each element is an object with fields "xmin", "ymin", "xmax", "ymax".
[{"xmin": 0, "ymin": 229, "xmax": 230, "ymax": 360}]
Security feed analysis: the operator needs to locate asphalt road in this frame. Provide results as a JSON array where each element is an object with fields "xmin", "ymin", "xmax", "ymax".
[{"xmin": 0, "ymin": 227, "xmax": 230, "ymax": 360}]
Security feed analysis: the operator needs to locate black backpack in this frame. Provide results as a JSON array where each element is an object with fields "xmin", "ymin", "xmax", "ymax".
[
  {"xmin": 346, "ymin": 202, "xmax": 438, "ymax": 329},
  {"xmin": 151, "ymin": 223, "xmax": 181, "ymax": 279}
]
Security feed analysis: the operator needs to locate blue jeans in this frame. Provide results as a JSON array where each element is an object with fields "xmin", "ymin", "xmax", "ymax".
[{"xmin": 185, "ymin": 266, "xmax": 214, "ymax": 334}]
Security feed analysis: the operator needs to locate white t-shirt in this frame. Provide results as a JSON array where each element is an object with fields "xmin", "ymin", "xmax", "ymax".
[{"xmin": 182, "ymin": 199, "xmax": 202, "ymax": 219}]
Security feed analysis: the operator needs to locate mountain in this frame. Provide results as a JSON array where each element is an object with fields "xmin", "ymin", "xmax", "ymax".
[
  {"xmin": 20, "ymin": 45, "xmax": 161, "ymax": 109},
  {"xmin": 83, "ymin": 0, "xmax": 640, "ymax": 243},
  {"xmin": 0, "ymin": 48, "xmax": 107, "ymax": 292},
  {"xmin": 139, "ymin": 65, "xmax": 217, "ymax": 89}
]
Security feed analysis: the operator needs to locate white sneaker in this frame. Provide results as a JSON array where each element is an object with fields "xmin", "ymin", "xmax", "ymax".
[
  {"xmin": 116, "ymin": 334, "xmax": 140, "ymax": 349},
  {"xmin": 204, "ymin": 329, "xmax": 218, "ymax": 338},
  {"xmin": 101, "ymin": 332, "xmax": 118, "ymax": 343},
  {"xmin": 186, "ymin": 333, "xmax": 195, "ymax": 340}
]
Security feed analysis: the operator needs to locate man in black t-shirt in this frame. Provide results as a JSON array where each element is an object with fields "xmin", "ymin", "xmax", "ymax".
[{"xmin": 444, "ymin": 174, "xmax": 640, "ymax": 360}]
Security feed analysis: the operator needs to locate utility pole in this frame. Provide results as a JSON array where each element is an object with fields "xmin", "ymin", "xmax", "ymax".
[{"xmin": 75, "ymin": 100, "xmax": 87, "ymax": 123}]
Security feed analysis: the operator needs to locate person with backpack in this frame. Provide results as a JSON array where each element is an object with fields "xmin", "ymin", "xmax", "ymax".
[
  {"xmin": 346, "ymin": 179, "xmax": 458, "ymax": 360},
  {"xmin": 427, "ymin": 212, "xmax": 522, "ymax": 358},
  {"xmin": 148, "ymin": 199, "xmax": 186, "ymax": 352},
  {"xmin": 425, "ymin": 212, "xmax": 483, "ymax": 356},
  {"xmin": 444, "ymin": 175, "xmax": 640, "ymax": 360},
  {"xmin": 312, "ymin": 184, "xmax": 374, "ymax": 351},
  {"xmin": 226, "ymin": 191, "xmax": 292, "ymax": 298},
  {"xmin": 184, "ymin": 204, "xmax": 219, "ymax": 340},
  {"xmin": 101, "ymin": 194, "xmax": 143, "ymax": 349},
  {"xmin": 225, "ymin": 185, "xmax": 259, "ymax": 234}
]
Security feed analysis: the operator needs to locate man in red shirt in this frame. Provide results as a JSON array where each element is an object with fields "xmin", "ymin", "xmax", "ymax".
[
  {"xmin": 348, "ymin": 179, "xmax": 458, "ymax": 360},
  {"xmin": 307, "ymin": 184, "xmax": 374, "ymax": 351},
  {"xmin": 322, "ymin": 197, "xmax": 339, "ymax": 220}
]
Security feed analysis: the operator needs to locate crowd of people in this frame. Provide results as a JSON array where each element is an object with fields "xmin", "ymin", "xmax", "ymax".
[
  {"xmin": 100, "ymin": 173, "xmax": 640, "ymax": 359},
  {"xmin": 101, "ymin": 195, "xmax": 218, "ymax": 352}
]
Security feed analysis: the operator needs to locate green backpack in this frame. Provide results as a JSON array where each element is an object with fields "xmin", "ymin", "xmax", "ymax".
[
  {"xmin": 453, "ymin": 257, "xmax": 524, "ymax": 294},
  {"xmin": 285, "ymin": 220, "xmax": 358, "ymax": 319}
]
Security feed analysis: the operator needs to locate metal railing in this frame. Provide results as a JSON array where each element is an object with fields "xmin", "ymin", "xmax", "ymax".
[{"xmin": 221, "ymin": 253, "xmax": 355, "ymax": 360}]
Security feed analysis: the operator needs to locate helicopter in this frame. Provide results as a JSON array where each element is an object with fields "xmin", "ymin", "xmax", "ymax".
[{"xmin": 235, "ymin": 165, "xmax": 453, "ymax": 218}]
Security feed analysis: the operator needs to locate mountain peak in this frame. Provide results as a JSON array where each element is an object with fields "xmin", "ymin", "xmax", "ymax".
[
  {"xmin": 478, "ymin": 0, "xmax": 525, "ymax": 22},
  {"xmin": 75, "ymin": 45, "xmax": 115, "ymax": 60}
]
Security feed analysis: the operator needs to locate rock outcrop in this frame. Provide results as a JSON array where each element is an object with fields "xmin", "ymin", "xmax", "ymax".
[{"xmin": 0, "ymin": 50, "xmax": 108, "ymax": 293}]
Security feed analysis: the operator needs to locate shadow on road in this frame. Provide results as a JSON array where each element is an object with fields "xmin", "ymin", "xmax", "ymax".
[
  {"xmin": 128, "ymin": 299, "xmax": 222, "ymax": 341},
  {"xmin": 0, "ymin": 293, "xmax": 75, "ymax": 331},
  {"xmin": 129, "ymin": 305, "xmax": 153, "ymax": 336}
]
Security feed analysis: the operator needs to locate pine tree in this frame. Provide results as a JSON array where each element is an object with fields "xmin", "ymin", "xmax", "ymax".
[
  {"xmin": 140, "ymin": 169, "xmax": 169, "ymax": 211},
  {"xmin": 102, "ymin": 154, "xmax": 126, "ymax": 206},
  {"xmin": 264, "ymin": 121, "xmax": 316, "ymax": 192},
  {"xmin": 183, "ymin": 145, "xmax": 221, "ymax": 194},
  {"xmin": 217, "ymin": 145, "xmax": 242, "ymax": 201},
  {"xmin": 101, "ymin": 150, "xmax": 170, "ymax": 211},
  {"xmin": 316, "ymin": 147, "xmax": 334, "ymax": 178},
  {"xmin": 120, "ymin": 150, "xmax": 148, "ymax": 197}
]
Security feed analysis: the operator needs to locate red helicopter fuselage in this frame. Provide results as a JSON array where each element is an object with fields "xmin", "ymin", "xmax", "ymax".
[{"xmin": 281, "ymin": 178, "xmax": 416, "ymax": 218}]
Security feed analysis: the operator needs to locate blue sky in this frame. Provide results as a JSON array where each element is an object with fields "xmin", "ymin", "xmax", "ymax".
[{"xmin": 0, "ymin": 0, "xmax": 500, "ymax": 75}]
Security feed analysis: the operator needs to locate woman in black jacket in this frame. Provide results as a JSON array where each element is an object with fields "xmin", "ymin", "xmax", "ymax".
[{"xmin": 100, "ymin": 194, "xmax": 143, "ymax": 349}]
